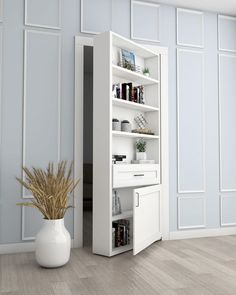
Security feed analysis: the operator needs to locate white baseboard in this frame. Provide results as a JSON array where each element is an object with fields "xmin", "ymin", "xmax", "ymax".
[
  {"xmin": 169, "ymin": 226, "xmax": 236, "ymax": 240},
  {"xmin": 2, "ymin": 229, "xmax": 236, "ymax": 255},
  {"xmin": 0, "ymin": 242, "xmax": 35, "ymax": 255},
  {"xmin": 0, "ymin": 239, "xmax": 77, "ymax": 255}
]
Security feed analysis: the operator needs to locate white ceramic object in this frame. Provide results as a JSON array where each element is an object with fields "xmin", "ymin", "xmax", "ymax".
[
  {"xmin": 35, "ymin": 218, "xmax": 71, "ymax": 268},
  {"xmin": 136, "ymin": 152, "xmax": 147, "ymax": 160}
]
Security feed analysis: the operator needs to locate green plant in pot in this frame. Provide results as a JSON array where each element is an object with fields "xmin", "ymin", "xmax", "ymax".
[
  {"xmin": 136, "ymin": 139, "xmax": 147, "ymax": 160},
  {"xmin": 143, "ymin": 67, "xmax": 150, "ymax": 77},
  {"xmin": 17, "ymin": 161, "xmax": 79, "ymax": 268}
]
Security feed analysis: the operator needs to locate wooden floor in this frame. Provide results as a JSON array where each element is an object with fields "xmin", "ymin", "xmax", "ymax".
[{"xmin": 1, "ymin": 235, "xmax": 236, "ymax": 294}]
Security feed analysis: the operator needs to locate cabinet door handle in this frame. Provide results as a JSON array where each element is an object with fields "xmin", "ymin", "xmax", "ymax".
[
  {"xmin": 134, "ymin": 174, "xmax": 144, "ymax": 177},
  {"xmin": 136, "ymin": 193, "xmax": 140, "ymax": 207}
]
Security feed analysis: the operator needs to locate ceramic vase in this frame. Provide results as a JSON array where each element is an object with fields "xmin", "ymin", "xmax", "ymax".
[
  {"xmin": 35, "ymin": 218, "xmax": 71, "ymax": 268},
  {"xmin": 136, "ymin": 152, "xmax": 147, "ymax": 160}
]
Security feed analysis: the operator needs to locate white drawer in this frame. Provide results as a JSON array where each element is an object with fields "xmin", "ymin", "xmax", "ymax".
[{"xmin": 113, "ymin": 164, "xmax": 160, "ymax": 188}]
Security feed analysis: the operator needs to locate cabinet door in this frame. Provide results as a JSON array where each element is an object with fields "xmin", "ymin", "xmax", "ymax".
[{"xmin": 133, "ymin": 185, "xmax": 161, "ymax": 255}]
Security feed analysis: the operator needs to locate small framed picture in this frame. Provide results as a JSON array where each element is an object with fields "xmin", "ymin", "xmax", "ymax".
[{"xmin": 120, "ymin": 49, "xmax": 136, "ymax": 71}]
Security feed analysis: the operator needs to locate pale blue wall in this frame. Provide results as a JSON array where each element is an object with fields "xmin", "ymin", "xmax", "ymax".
[{"xmin": 0, "ymin": 0, "xmax": 236, "ymax": 244}]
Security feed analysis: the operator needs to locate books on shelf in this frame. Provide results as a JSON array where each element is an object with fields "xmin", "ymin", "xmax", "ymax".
[
  {"xmin": 112, "ymin": 83, "xmax": 144, "ymax": 104},
  {"xmin": 112, "ymin": 155, "xmax": 128, "ymax": 164},
  {"xmin": 112, "ymin": 219, "xmax": 130, "ymax": 248}
]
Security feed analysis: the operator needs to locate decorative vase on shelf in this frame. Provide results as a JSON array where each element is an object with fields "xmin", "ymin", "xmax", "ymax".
[
  {"xmin": 136, "ymin": 139, "xmax": 147, "ymax": 161},
  {"xmin": 35, "ymin": 218, "xmax": 71, "ymax": 268},
  {"xmin": 143, "ymin": 68, "xmax": 150, "ymax": 77},
  {"xmin": 136, "ymin": 152, "xmax": 147, "ymax": 160}
]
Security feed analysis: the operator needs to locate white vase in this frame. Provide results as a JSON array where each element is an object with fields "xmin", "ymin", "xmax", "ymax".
[
  {"xmin": 136, "ymin": 152, "xmax": 147, "ymax": 160},
  {"xmin": 35, "ymin": 218, "xmax": 71, "ymax": 268}
]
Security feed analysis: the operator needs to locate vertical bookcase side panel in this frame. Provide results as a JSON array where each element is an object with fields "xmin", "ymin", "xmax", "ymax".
[
  {"xmin": 159, "ymin": 51, "xmax": 169, "ymax": 239},
  {"xmin": 93, "ymin": 32, "xmax": 112, "ymax": 256}
]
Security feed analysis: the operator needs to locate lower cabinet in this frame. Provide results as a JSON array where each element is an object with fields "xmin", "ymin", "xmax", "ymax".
[
  {"xmin": 133, "ymin": 185, "xmax": 161, "ymax": 255},
  {"xmin": 112, "ymin": 184, "xmax": 161, "ymax": 256}
]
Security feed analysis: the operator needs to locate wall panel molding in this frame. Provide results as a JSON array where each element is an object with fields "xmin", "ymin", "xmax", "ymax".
[
  {"xmin": 178, "ymin": 196, "xmax": 206, "ymax": 229},
  {"xmin": 22, "ymin": 30, "xmax": 61, "ymax": 199},
  {"xmin": 81, "ymin": 0, "xmax": 111, "ymax": 34},
  {"xmin": 218, "ymin": 15, "xmax": 236, "ymax": 53},
  {"xmin": 21, "ymin": 206, "xmax": 42, "ymax": 240},
  {"xmin": 111, "ymin": 0, "xmax": 131, "ymax": 38},
  {"xmin": 0, "ymin": 27, "xmax": 3, "ymax": 198},
  {"xmin": 220, "ymin": 195, "xmax": 236, "ymax": 227},
  {"xmin": 176, "ymin": 8, "xmax": 204, "ymax": 48},
  {"xmin": 131, "ymin": 0, "xmax": 160, "ymax": 42},
  {"xmin": 0, "ymin": 0, "xmax": 3, "ymax": 22},
  {"xmin": 219, "ymin": 54, "xmax": 236, "ymax": 192},
  {"xmin": 25, "ymin": 0, "xmax": 61, "ymax": 30},
  {"xmin": 177, "ymin": 48, "xmax": 205, "ymax": 193}
]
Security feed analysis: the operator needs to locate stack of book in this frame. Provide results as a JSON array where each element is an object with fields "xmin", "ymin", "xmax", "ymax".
[
  {"xmin": 112, "ymin": 155, "xmax": 127, "ymax": 164},
  {"xmin": 112, "ymin": 83, "xmax": 144, "ymax": 104},
  {"xmin": 112, "ymin": 219, "xmax": 130, "ymax": 248}
]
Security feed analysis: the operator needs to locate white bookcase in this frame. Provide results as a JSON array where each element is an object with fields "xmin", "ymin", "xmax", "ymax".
[{"xmin": 93, "ymin": 31, "xmax": 168, "ymax": 256}]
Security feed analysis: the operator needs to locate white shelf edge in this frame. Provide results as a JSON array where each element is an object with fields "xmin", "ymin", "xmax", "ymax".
[
  {"xmin": 111, "ymin": 243, "xmax": 133, "ymax": 256},
  {"xmin": 112, "ymin": 130, "xmax": 159, "ymax": 139},
  {"xmin": 112, "ymin": 31, "xmax": 158, "ymax": 58},
  {"xmin": 112, "ymin": 65, "xmax": 159, "ymax": 85},
  {"xmin": 112, "ymin": 98, "xmax": 159, "ymax": 112},
  {"xmin": 112, "ymin": 210, "xmax": 133, "ymax": 221}
]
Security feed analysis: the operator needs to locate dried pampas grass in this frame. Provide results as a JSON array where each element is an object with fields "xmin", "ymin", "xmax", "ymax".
[{"xmin": 17, "ymin": 161, "xmax": 79, "ymax": 220}]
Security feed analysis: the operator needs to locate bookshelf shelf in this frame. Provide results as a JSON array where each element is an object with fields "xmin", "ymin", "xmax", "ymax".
[
  {"xmin": 112, "ymin": 130, "xmax": 159, "ymax": 139},
  {"xmin": 112, "ymin": 65, "xmax": 159, "ymax": 86},
  {"xmin": 111, "ymin": 244, "xmax": 133, "ymax": 256},
  {"xmin": 112, "ymin": 210, "xmax": 133, "ymax": 221},
  {"xmin": 112, "ymin": 98, "xmax": 159, "ymax": 112}
]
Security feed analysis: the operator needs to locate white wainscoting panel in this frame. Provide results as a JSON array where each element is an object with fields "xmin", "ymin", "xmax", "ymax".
[
  {"xmin": 178, "ymin": 197, "xmax": 206, "ymax": 229},
  {"xmin": 81, "ymin": 0, "xmax": 111, "ymax": 34},
  {"xmin": 112, "ymin": 0, "xmax": 130, "ymax": 38},
  {"xmin": 23, "ymin": 30, "xmax": 61, "ymax": 198},
  {"xmin": 131, "ymin": 0, "xmax": 160, "ymax": 42},
  {"xmin": 22, "ymin": 206, "xmax": 42, "ymax": 240},
  {"xmin": 0, "ymin": 26, "xmax": 2, "ymax": 114},
  {"xmin": 177, "ymin": 49, "xmax": 205, "ymax": 193},
  {"xmin": 219, "ymin": 54, "xmax": 236, "ymax": 192},
  {"xmin": 25, "ymin": 0, "xmax": 61, "ymax": 29},
  {"xmin": 221, "ymin": 196, "xmax": 236, "ymax": 226},
  {"xmin": 177, "ymin": 8, "xmax": 204, "ymax": 48},
  {"xmin": 0, "ymin": 27, "xmax": 2, "ymax": 183},
  {"xmin": 218, "ymin": 15, "xmax": 236, "ymax": 53},
  {"xmin": 0, "ymin": 0, "xmax": 3, "ymax": 21}
]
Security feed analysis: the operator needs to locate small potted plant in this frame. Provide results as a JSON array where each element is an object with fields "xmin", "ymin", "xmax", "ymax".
[
  {"xmin": 136, "ymin": 139, "xmax": 147, "ymax": 160},
  {"xmin": 17, "ymin": 161, "xmax": 79, "ymax": 268},
  {"xmin": 143, "ymin": 67, "xmax": 150, "ymax": 77}
]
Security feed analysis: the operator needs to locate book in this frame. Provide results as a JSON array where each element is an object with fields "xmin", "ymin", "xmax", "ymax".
[{"xmin": 113, "ymin": 219, "xmax": 130, "ymax": 248}]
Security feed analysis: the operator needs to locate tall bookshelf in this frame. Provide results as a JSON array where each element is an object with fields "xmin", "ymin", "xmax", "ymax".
[{"xmin": 93, "ymin": 32, "xmax": 168, "ymax": 256}]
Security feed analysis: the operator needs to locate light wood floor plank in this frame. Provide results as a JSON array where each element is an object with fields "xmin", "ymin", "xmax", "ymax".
[{"xmin": 1, "ymin": 236, "xmax": 236, "ymax": 294}]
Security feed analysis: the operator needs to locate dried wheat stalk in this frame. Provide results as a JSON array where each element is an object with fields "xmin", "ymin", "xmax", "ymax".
[{"xmin": 16, "ymin": 161, "xmax": 80, "ymax": 220}]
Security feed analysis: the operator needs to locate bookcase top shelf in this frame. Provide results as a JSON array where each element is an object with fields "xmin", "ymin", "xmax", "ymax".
[
  {"xmin": 112, "ymin": 32, "xmax": 157, "ymax": 59},
  {"xmin": 112, "ymin": 98, "xmax": 159, "ymax": 112},
  {"xmin": 112, "ymin": 130, "xmax": 159, "ymax": 139},
  {"xmin": 112, "ymin": 65, "xmax": 159, "ymax": 86}
]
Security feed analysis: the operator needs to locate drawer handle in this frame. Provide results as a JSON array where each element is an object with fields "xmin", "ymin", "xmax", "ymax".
[{"xmin": 134, "ymin": 174, "xmax": 145, "ymax": 177}]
